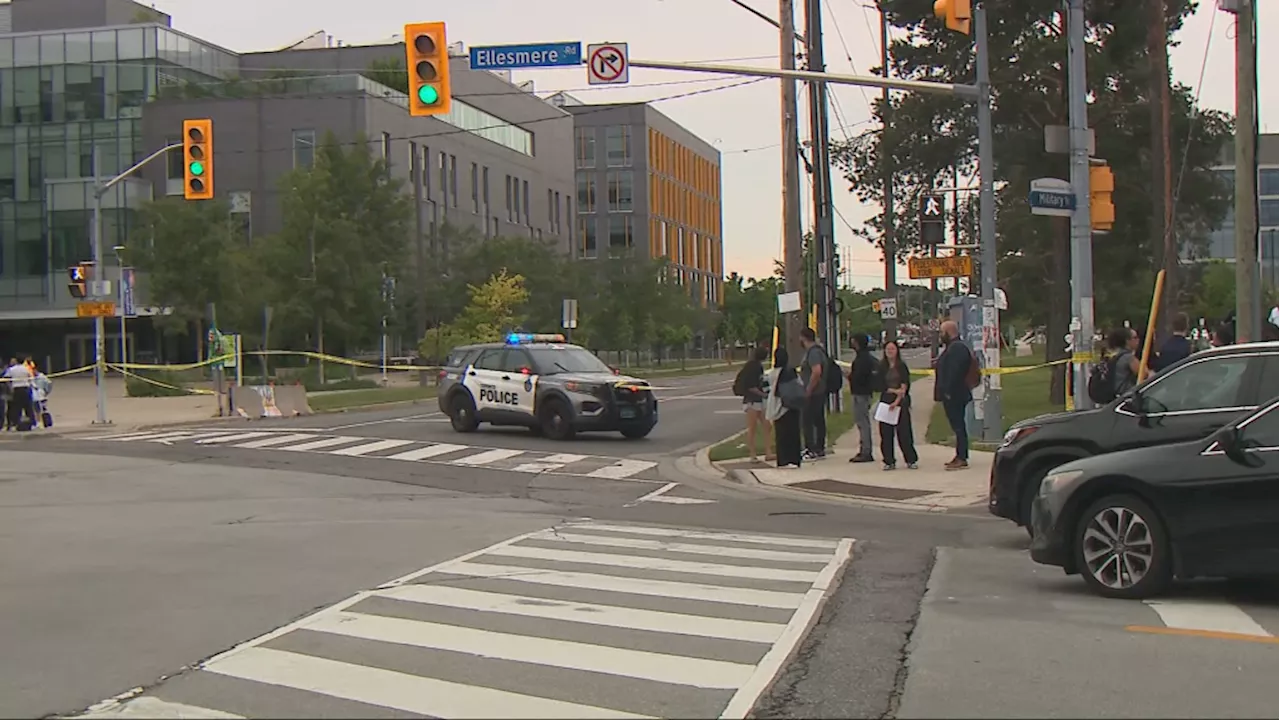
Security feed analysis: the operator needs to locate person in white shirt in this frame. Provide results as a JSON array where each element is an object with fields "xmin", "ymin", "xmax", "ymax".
[{"xmin": 3, "ymin": 358, "xmax": 35, "ymax": 429}]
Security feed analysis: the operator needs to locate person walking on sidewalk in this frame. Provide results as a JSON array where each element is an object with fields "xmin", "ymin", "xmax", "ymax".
[
  {"xmin": 3, "ymin": 356, "xmax": 35, "ymax": 430},
  {"xmin": 935, "ymin": 321, "xmax": 975, "ymax": 470},
  {"xmin": 847, "ymin": 333, "xmax": 876, "ymax": 464},
  {"xmin": 875, "ymin": 340, "xmax": 919, "ymax": 470},
  {"xmin": 734, "ymin": 346, "xmax": 774, "ymax": 463},
  {"xmin": 765, "ymin": 347, "xmax": 804, "ymax": 468},
  {"xmin": 798, "ymin": 327, "xmax": 831, "ymax": 461}
]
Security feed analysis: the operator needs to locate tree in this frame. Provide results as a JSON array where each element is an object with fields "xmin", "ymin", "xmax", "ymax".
[
  {"xmin": 830, "ymin": 0, "xmax": 1232, "ymax": 402},
  {"xmin": 419, "ymin": 270, "xmax": 529, "ymax": 358}
]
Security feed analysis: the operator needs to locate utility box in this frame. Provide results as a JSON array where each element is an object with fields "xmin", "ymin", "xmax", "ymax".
[{"xmin": 948, "ymin": 295, "xmax": 986, "ymax": 440}]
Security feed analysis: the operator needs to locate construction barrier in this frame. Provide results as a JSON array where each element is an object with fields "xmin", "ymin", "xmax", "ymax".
[{"xmin": 230, "ymin": 384, "xmax": 312, "ymax": 418}]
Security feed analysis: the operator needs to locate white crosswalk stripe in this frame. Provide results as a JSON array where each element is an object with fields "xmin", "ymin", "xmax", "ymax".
[
  {"xmin": 83, "ymin": 430, "xmax": 662, "ymax": 481},
  {"xmin": 72, "ymin": 522, "xmax": 855, "ymax": 719}
]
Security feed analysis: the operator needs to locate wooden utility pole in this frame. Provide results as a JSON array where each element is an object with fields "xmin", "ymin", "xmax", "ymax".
[
  {"xmin": 1149, "ymin": 0, "xmax": 1177, "ymax": 337},
  {"xmin": 780, "ymin": 0, "xmax": 805, "ymax": 361},
  {"xmin": 1232, "ymin": 0, "xmax": 1259, "ymax": 341},
  {"xmin": 880, "ymin": 3, "xmax": 898, "ymax": 342}
]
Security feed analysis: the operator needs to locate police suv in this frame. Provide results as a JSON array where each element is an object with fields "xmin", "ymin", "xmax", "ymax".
[{"xmin": 436, "ymin": 333, "xmax": 658, "ymax": 440}]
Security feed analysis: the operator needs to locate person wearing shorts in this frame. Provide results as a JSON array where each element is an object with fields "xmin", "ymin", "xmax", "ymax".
[{"xmin": 739, "ymin": 346, "xmax": 773, "ymax": 462}]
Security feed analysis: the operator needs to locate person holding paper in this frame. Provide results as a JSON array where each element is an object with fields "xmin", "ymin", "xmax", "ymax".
[{"xmin": 874, "ymin": 340, "xmax": 919, "ymax": 470}]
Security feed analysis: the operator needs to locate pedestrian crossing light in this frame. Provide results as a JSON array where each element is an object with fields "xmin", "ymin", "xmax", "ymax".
[
  {"xmin": 183, "ymin": 119, "xmax": 213, "ymax": 200},
  {"xmin": 67, "ymin": 264, "xmax": 89, "ymax": 299},
  {"xmin": 933, "ymin": 0, "xmax": 972, "ymax": 35},
  {"xmin": 1089, "ymin": 162, "xmax": 1115, "ymax": 232},
  {"xmin": 404, "ymin": 22, "xmax": 451, "ymax": 117}
]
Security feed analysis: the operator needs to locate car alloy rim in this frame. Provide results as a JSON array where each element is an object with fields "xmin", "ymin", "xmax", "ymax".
[{"xmin": 1081, "ymin": 506, "xmax": 1154, "ymax": 589}]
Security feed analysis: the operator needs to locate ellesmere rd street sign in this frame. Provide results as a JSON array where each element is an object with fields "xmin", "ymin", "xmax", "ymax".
[{"xmin": 469, "ymin": 43, "xmax": 583, "ymax": 71}]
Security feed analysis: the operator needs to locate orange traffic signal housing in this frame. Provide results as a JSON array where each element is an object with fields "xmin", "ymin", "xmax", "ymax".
[
  {"xmin": 933, "ymin": 0, "xmax": 972, "ymax": 35},
  {"xmin": 404, "ymin": 22, "xmax": 451, "ymax": 117},
  {"xmin": 1089, "ymin": 164, "xmax": 1115, "ymax": 231},
  {"xmin": 183, "ymin": 119, "xmax": 213, "ymax": 200},
  {"xmin": 67, "ymin": 264, "xmax": 88, "ymax": 298}
]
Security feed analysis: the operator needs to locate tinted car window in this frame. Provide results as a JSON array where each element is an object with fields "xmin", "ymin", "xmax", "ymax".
[
  {"xmin": 1258, "ymin": 355, "xmax": 1278, "ymax": 402},
  {"xmin": 1239, "ymin": 405, "xmax": 1278, "ymax": 449},
  {"xmin": 528, "ymin": 347, "xmax": 613, "ymax": 374},
  {"xmin": 445, "ymin": 348, "xmax": 479, "ymax": 368},
  {"xmin": 1141, "ymin": 355, "xmax": 1253, "ymax": 413},
  {"xmin": 474, "ymin": 349, "xmax": 506, "ymax": 371},
  {"xmin": 500, "ymin": 349, "xmax": 531, "ymax": 373}
]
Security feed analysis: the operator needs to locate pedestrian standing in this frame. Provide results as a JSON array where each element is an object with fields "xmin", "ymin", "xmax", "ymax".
[
  {"xmin": 1107, "ymin": 327, "xmax": 1141, "ymax": 396},
  {"xmin": 0, "ymin": 358, "xmax": 13, "ymax": 431},
  {"xmin": 3, "ymin": 357, "xmax": 35, "ymax": 430},
  {"xmin": 798, "ymin": 327, "xmax": 829, "ymax": 460},
  {"xmin": 734, "ymin": 346, "xmax": 774, "ymax": 462},
  {"xmin": 875, "ymin": 340, "xmax": 919, "ymax": 470},
  {"xmin": 847, "ymin": 333, "xmax": 876, "ymax": 463},
  {"xmin": 1149, "ymin": 313, "xmax": 1192, "ymax": 374},
  {"xmin": 935, "ymin": 320, "xmax": 975, "ymax": 470},
  {"xmin": 766, "ymin": 347, "xmax": 804, "ymax": 468}
]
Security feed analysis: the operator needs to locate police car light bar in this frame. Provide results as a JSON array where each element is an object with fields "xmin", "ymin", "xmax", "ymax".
[{"xmin": 506, "ymin": 333, "xmax": 566, "ymax": 344}]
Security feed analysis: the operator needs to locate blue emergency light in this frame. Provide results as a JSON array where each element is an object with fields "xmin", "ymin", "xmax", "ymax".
[{"xmin": 506, "ymin": 333, "xmax": 566, "ymax": 344}]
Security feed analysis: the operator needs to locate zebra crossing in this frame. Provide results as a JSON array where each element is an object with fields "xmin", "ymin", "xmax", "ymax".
[
  {"xmin": 83, "ymin": 429, "xmax": 662, "ymax": 481},
  {"xmin": 74, "ymin": 521, "xmax": 855, "ymax": 719}
]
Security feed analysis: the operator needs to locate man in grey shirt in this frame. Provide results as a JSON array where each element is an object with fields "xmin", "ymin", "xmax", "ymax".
[{"xmin": 799, "ymin": 327, "xmax": 828, "ymax": 460}]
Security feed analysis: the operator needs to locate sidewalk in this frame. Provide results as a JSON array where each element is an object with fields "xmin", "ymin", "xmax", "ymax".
[
  {"xmin": 714, "ymin": 377, "xmax": 991, "ymax": 512},
  {"xmin": 23, "ymin": 376, "xmax": 221, "ymax": 433}
]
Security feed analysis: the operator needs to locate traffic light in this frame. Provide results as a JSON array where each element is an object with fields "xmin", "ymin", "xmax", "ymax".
[
  {"xmin": 1089, "ymin": 162, "xmax": 1115, "ymax": 232},
  {"xmin": 404, "ymin": 22, "xmax": 451, "ymax": 117},
  {"xmin": 183, "ymin": 119, "xmax": 213, "ymax": 200},
  {"xmin": 67, "ymin": 264, "xmax": 88, "ymax": 299},
  {"xmin": 933, "ymin": 0, "xmax": 972, "ymax": 35},
  {"xmin": 872, "ymin": 300, "xmax": 881, "ymax": 313}
]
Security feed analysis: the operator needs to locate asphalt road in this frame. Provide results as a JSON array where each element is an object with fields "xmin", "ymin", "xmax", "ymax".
[{"xmin": 3, "ymin": 363, "xmax": 1275, "ymax": 719}]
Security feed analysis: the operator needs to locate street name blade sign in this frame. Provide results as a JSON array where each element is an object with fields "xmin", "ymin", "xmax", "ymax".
[
  {"xmin": 1028, "ymin": 177, "xmax": 1075, "ymax": 217},
  {"xmin": 908, "ymin": 255, "xmax": 974, "ymax": 280},
  {"xmin": 878, "ymin": 298, "xmax": 897, "ymax": 320},
  {"xmin": 587, "ymin": 43, "xmax": 629, "ymax": 85},
  {"xmin": 469, "ymin": 42, "xmax": 583, "ymax": 71}
]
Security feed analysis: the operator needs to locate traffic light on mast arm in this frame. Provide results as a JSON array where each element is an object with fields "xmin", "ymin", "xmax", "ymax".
[
  {"xmin": 1089, "ymin": 161, "xmax": 1115, "ymax": 232},
  {"xmin": 933, "ymin": 0, "xmax": 972, "ymax": 35},
  {"xmin": 405, "ymin": 22, "xmax": 451, "ymax": 117},
  {"xmin": 183, "ymin": 118, "xmax": 213, "ymax": 200},
  {"xmin": 67, "ymin": 263, "xmax": 89, "ymax": 299}
]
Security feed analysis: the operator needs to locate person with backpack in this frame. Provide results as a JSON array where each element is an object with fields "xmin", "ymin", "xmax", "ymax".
[
  {"xmin": 733, "ymin": 346, "xmax": 773, "ymax": 463},
  {"xmin": 846, "ymin": 333, "xmax": 877, "ymax": 463},
  {"xmin": 934, "ymin": 320, "xmax": 978, "ymax": 470},
  {"xmin": 1089, "ymin": 327, "xmax": 1141, "ymax": 404},
  {"xmin": 798, "ymin": 327, "xmax": 840, "ymax": 461},
  {"xmin": 765, "ymin": 346, "xmax": 805, "ymax": 468}
]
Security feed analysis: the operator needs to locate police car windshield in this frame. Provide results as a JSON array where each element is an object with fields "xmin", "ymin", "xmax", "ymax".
[{"xmin": 528, "ymin": 347, "xmax": 613, "ymax": 375}]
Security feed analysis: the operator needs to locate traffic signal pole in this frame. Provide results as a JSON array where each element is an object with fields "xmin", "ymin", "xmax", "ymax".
[
  {"xmin": 973, "ymin": 5, "xmax": 1002, "ymax": 442},
  {"xmin": 778, "ymin": 0, "xmax": 805, "ymax": 366},
  {"xmin": 89, "ymin": 141, "xmax": 183, "ymax": 424},
  {"xmin": 1065, "ymin": 0, "xmax": 1097, "ymax": 410}
]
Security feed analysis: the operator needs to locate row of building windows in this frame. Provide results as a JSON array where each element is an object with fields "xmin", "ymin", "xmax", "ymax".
[
  {"xmin": 0, "ymin": 26, "xmax": 238, "ymax": 77},
  {"xmin": 649, "ymin": 128, "xmax": 719, "ymax": 199},
  {"xmin": 574, "ymin": 125, "xmax": 631, "ymax": 168},
  {"xmin": 650, "ymin": 172, "xmax": 719, "ymax": 238},
  {"xmin": 575, "ymin": 170, "xmax": 633, "ymax": 213},
  {"xmin": 578, "ymin": 214, "xmax": 634, "ymax": 259}
]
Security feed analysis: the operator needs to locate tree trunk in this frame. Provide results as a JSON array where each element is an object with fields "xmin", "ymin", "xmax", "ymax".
[{"xmin": 1047, "ymin": 217, "xmax": 1071, "ymax": 405}]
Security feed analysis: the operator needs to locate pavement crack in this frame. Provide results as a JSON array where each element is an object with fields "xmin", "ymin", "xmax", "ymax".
[{"xmin": 881, "ymin": 546, "xmax": 936, "ymax": 720}]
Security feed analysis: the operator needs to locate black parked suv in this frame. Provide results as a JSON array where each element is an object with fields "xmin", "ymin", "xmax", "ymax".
[{"xmin": 989, "ymin": 341, "xmax": 1279, "ymax": 534}]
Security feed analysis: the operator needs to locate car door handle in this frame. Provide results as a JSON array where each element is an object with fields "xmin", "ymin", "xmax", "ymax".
[
  {"xmin": 468, "ymin": 371, "xmax": 477, "ymax": 376},
  {"xmin": 501, "ymin": 375, "xmax": 511, "ymax": 380}
]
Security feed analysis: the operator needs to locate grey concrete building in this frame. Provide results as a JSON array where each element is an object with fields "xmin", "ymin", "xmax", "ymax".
[
  {"xmin": 1190, "ymin": 133, "xmax": 1279, "ymax": 284},
  {"xmin": 556, "ymin": 97, "xmax": 724, "ymax": 308}
]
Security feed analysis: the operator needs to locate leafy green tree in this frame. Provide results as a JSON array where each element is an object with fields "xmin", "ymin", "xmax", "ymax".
[{"xmin": 419, "ymin": 270, "xmax": 529, "ymax": 358}]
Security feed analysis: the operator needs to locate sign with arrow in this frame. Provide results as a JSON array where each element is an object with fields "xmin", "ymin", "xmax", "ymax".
[{"xmin": 587, "ymin": 43, "xmax": 629, "ymax": 85}]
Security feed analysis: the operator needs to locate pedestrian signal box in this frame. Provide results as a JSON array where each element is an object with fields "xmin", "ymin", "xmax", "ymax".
[{"xmin": 67, "ymin": 263, "xmax": 89, "ymax": 298}]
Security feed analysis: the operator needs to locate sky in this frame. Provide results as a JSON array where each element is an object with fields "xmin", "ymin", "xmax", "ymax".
[{"xmin": 148, "ymin": 0, "xmax": 1278, "ymax": 290}]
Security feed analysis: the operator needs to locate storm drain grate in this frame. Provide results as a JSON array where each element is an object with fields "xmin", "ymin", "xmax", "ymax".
[{"xmin": 791, "ymin": 479, "xmax": 939, "ymax": 501}]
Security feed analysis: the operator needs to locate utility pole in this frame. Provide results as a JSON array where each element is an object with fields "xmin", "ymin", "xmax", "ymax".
[
  {"xmin": 90, "ymin": 145, "xmax": 107, "ymax": 424},
  {"xmin": 973, "ymin": 6, "xmax": 1002, "ymax": 442},
  {"xmin": 1067, "ymin": 0, "xmax": 1097, "ymax": 410},
  {"xmin": 1229, "ymin": 0, "xmax": 1259, "ymax": 342},
  {"xmin": 880, "ymin": 3, "xmax": 898, "ymax": 342},
  {"xmin": 1149, "ymin": 0, "xmax": 1177, "ymax": 338},
  {"xmin": 805, "ymin": 0, "xmax": 840, "ymax": 398},
  {"xmin": 780, "ymin": 0, "xmax": 805, "ymax": 362}
]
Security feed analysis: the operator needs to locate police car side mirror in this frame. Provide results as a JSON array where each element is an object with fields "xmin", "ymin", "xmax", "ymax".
[{"xmin": 610, "ymin": 366, "xmax": 620, "ymax": 375}]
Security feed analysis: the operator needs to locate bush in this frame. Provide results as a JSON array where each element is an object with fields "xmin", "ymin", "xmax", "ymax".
[{"xmin": 124, "ymin": 370, "xmax": 190, "ymax": 397}]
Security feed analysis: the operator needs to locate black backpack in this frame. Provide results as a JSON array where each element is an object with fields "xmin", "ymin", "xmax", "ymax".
[
  {"xmin": 732, "ymin": 365, "xmax": 749, "ymax": 397},
  {"xmin": 823, "ymin": 349, "xmax": 843, "ymax": 395},
  {"xmin": 1087, "ymin": 356, "xmax": 1119, "ymax": 404}
]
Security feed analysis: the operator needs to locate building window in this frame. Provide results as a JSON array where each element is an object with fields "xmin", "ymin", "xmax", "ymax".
[
  {"xmin": 438, "ymin": 152, "xmax": 447, "ymax": 200},
  {"xmin": 605, "ymin": 126, "xmax": 631, "ymax": 167},
  {"xmin": 471, "ymin": 163, "xmax": 479, "ymax": 213},
  {"xmin": 293, "ymin": 130, "xmax": 316, "ymax": 169},
  {"xmin": 1260, "ymin": 168, "xmax": 1279, "ymax": 197},
  {"xmin": 580, "ymin": 218, "xmax": 598, "ymax": 259},
  {"xmin": 483, "ymin": 166, "xmax": 490, "ymax": 208},
  {"xmin": 607, "ymin": 171, "xmax": 633, "ymax": 211},
  {"xmin": 505, "ymin": 175, "xmax": 514, "ymax": 221},
  {"xmin": 659, "ymin": 221, "xmax": 668, "ymax": 257},
  {"xmin": 609, "ymin": 214, "xmax": 632, "ymax": 250},
  {"xmin": 554, "ymin": 191, "xmax": 562, "ymax": 233},
  {"xmin": 165, "ymin": 135, "xmax": 183, "ymax": 180},
  {"xmin": 381, "ymin": 132, "xmax": 391, "ymax": 163},
  {"xmin": 523, "ymin": 180, "xmax": 530, "ymax": 225},
  {"xmin": 576, "ymin": 173, "xmax": 595, "ymax": 213},
  {"xmin": 575, "ymin": 127, "xmax": 596, "ymax": 168},
  {"xmin": 1261, "ymin": 198, "xmax": 1278, "ymax": 228},
  {"xmin": 547, "ymin": 189, "xmax": 554, "ymax": 232},
  {"xmin": 422, "ymin": 146, "xmax": 430, "ymax": 192},
  {"xmin": 449, "ymin": 155, "xmax": 458, "ymax": 207}
]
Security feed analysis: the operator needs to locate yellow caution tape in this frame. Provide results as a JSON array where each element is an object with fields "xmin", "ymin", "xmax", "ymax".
[{"xmin": 108, "ymin": 364, "xmax": 217, "ymax": 395}]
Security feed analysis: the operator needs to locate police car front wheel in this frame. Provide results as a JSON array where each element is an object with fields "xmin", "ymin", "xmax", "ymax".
[
  {"xmin": 539, "ymin": 400, "xmax": 575, "ymax": 441},
  {"xmin": 449, "ymin": 393, "xmax": 480, "ymax": 433}
]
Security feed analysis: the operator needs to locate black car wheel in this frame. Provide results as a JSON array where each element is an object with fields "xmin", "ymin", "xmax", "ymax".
[
  {"xmin": 449, "ymin": 393, "xmax": 480, "ymax": 433},
  {"xmin": 620, "ymin": 425, "xmax": 652, "ymax": 439},
  {"xmin": 1074, "ymin": 494, "xmax": 1173, "ymax": 600},
  {"xmin": 539, "ymin": 400, "xmax": 575, "ymax": 441}
]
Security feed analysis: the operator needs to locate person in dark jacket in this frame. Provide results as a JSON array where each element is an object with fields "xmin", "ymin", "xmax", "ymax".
[
  {"xmin": 847, "ymin": 333, "xmax": 876, "ymax": 463},
  {"xmin": 934, "ymin": 320, "xmax": 973, "ymax": 470},
  {"xmin": 770, "ymin": 347, "xmax": 804, "ymax": 468},
  {"xmin": 1150, "ymin": 312, "xmax": 1192, "ymax": 373},
  {"xmin": 875, "ymin": 340, "xmax": 919, "ymax": 470}
]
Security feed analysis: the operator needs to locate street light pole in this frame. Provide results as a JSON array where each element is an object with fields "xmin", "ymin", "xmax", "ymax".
[
  {"xmin": 974, "ymin": 5, "xmax": 1002, "ymax": 442},
  {"xmin": 1066, "ymin": 0, "xmax": 1097, "ymax": 410},
  {"xmin": 114, "ymin": 245, "xmax": 127, "ymax": 370}
]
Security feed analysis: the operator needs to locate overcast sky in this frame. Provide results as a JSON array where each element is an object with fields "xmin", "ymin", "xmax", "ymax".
[{"xmin": 148, "ymin": 0, "xmax": 1279, "ymax": 289}]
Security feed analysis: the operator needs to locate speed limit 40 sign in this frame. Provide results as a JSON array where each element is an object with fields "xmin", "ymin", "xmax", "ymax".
[{"xmin": 878, "ymin": 298, "xmax": 897, "ymax": 319}]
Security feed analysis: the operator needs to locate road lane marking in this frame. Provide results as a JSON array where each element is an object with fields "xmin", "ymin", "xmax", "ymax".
[
  {"xmin": 233, "ymin": 433, "xmax": 319, "ymax": 449},
  {"xmin": 487, "ymin": 545, "xmax": 821, "ymax": 583},
  {"xmin": 377, "ymin": 584, "xmax": 785, "ymax": 643},
  {"xmin": 1142, "ymin": 598, "xmax": 1274, "ymax": 637},
  {"xmin": 512, "ymin": 452, "xmax": 591, "ymax": 473},
  {"xmin": 77, "ymin": 697, "xmax": 246, "ymax": 719},
  {"xmin": 321, "ymin": 412, "xmax": 443, "ymax": 432},
  {"xmin": 451, "ymin": 448, "xmax": 526, "ymax": 466},
  {"xmin": 445, "ymin": 562, "xmax": 807, "ymax": 608},
  {"xmin": 572, "ymin": 523, "xmax": 841, "ymax": 549},
  {"xmin": 203, "ymin": 647, "xmax": 649, "ymax": 719},
  {"xmin": 306, "ymin": 611, "xmax": 756, "ymax": 689},
  {"xmin": 194, "ymin": 432, "xmax": 274, "ymax": 444},
  {"xmin": 327, "ymin": 439, "xmax": 415, "ymax": 456},
  {"xmin": 279, "ymin": 435, "xmax": 364, "ymax": 452},
  {"xmin": 1124, "ymin": 625, "xmax": 1279, "ymax": 644},
  {"xmin": 587, "ymin": 459, "xmax": 659, "ymax": 479},
  {"xmin": 384, "ymin": 443, "xmax": 470, "ymax": 461},
  {"xmin": 530, "ymin": 531, "xmax": 830, "ymax": 564}
]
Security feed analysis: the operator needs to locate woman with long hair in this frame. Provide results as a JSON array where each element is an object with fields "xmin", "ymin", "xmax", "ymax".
[
  {"xmin": 875, "ymin": 340, "xmax": 919, "ymax": 470},
  {"xmin": 765, "ymin": 346, "xmax": 804, "ymax": 468},
  {"xmin": 736, "ymin": 345, "xmax": 774, "ymax": 462}
]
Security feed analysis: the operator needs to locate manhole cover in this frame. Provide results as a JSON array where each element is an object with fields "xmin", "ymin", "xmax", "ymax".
[{"xmin": 791, "ymin": 480, "xmax": 939, "ymax": 501}]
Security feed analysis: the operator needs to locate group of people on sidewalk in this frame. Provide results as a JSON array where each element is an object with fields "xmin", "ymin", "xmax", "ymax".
[
  {"xmin": 1, "ymin": 357, "xmax": 54, "ymax": 431},
  {"xmin": 735, "ymin": 321, "xmax": 978, "ymax": 471}
]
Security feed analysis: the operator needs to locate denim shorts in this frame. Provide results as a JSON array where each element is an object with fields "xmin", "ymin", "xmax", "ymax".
[{"xmin": 743, "ymin": 401, "xmax": 764, "ymax": 412}]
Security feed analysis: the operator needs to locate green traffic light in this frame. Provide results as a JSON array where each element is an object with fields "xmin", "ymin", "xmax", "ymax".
[
  {"xmin": 189, "ymin": 161, "xmax": 205, "ymax": 176},
  {"xmin": 417, "ymin": 85, "xmax": 439, "ymax": 105}
]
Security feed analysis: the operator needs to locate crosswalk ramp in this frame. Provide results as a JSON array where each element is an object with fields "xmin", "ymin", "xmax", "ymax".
[
  {"xmin": 73, "ymin": 522, "xmax": 855, "ymax": 719},
  {"xmin": 84, "ymin": 429, "xmax": 661, "ymax": 481},
  {"xmin": 1133, "ymin": 596, "xmax": 1279, "ymax": 643}
]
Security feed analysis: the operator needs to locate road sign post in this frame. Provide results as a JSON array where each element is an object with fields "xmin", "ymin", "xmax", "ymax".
[
  {"xmin": 587, "ymin": 43, "xmax": 629, "ymax": 85},
  {"xmin": 561, "ymin": 298, "xmax": 579, "ymax": 342},
  {"xmin": 469, "ymin": 42, "xmax": 583, "ymax": 71}
]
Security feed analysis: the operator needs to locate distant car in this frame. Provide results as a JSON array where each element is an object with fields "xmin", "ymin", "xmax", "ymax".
[
  {"xmin": 436, "ymin": 333, "xmax": 658, "ymax": 440},
  {"xmin": 1030, "ymin": 398, "xmax": 1278, "ymax": 599},
  {"xmin": 989, "ymin": 341, "xmax": 1279, "ymax": 535}
]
